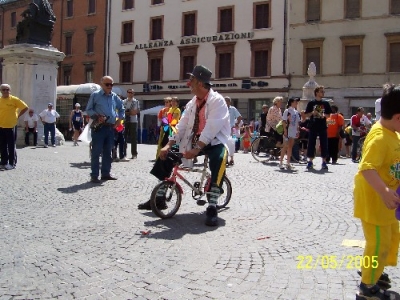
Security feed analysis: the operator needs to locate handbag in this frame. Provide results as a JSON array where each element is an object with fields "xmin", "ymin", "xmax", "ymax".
[{"xmin": 275, "ymin": 120, "xmax": 284, "ymax": 135}]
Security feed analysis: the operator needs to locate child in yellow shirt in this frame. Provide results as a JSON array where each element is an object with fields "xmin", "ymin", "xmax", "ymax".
[{"xmin": 354, "ymin": 83, "xmax": 400, "ymax": 299}]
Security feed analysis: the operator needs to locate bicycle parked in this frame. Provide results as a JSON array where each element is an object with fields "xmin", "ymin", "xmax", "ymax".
[
  {"xmin": 150, "ymin": 151, "xmax": 232, "ymax": 219},
  {"xmin": 250, "ymin": 132, "xmax": 282, "ymax": 163}
]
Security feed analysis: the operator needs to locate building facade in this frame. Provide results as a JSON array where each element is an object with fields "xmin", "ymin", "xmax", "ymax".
[
  {"xmin": 0, "ymin": 0, "xmax": 108, "ymax": 85},
  {"xmin": 108, "ymin": 0, "xmax": 290, "ymax": 122},
  {"xmin": 288, "ymin": 0, "xmax": 400, "ymax": 118}
]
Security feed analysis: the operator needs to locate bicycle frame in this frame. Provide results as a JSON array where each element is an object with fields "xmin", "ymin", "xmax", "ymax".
[{"xmin": 163, "ymin": 156, "xmax": 211, "ymax": 199}]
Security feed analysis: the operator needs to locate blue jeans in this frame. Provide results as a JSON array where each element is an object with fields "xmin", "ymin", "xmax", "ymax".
[
  {"xmin": 44, "ymin": 123, "xmax": 56, "ymax": 145},
  {"xmin": 91, "ymin": 125, "xmax": 114, "ymax": 178},
  {"xmin": 351, "ymin": 135, "xmax": 361, "ymax": 160},
  {"xmin": 307, "ymin": 128, "xmax": 328, "ymax": 159}
]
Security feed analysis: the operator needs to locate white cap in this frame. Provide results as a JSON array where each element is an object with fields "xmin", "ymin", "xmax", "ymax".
[{"xmin": 75, "ymin": 103, "xmax": 81, "ymax": 107}]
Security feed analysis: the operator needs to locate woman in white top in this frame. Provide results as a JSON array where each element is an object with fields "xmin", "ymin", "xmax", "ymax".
[
  {"xmin": 267, "ymin": 96, "xmax": 283, "ymax": 146},
  {"xmin": 279, "ymin": 98, "xmax": 300, "ymax": 170}
]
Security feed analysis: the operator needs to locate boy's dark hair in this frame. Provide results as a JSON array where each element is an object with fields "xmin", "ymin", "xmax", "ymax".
[
  {"xmin": 381, "ymin": 83, "xmax": 400, "ymax": 120},
  {"xmin": 331, "ymin": 105, "xmax": 338, "ymax": 113},
  {"xmin": 314, "ymin": 85, "xmax": 324, "ymax": 96}
]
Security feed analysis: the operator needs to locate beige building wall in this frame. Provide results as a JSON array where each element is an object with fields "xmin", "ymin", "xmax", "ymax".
[
  {"xmin": 108, "ymin": 0, "xmax": 289, "ymax": 123},
  {"xmin": 288, "ymin": 0, "xmax": 400, "ymax": 118}
]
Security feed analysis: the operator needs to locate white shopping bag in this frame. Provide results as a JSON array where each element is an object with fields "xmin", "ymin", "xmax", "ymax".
[{"xmin": 78, "ymin": 120, "xmax": 92, "ymax": 144}]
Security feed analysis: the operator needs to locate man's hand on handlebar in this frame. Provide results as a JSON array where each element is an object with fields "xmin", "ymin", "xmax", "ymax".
[{"xmin": 183, "ymin": 148, "xmax": 201, "ymax": 159}]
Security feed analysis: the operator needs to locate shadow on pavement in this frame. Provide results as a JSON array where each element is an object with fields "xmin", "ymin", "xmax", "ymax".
[
  {"xmin": 57, "ymin": 182, "xmax": 103, "ymax": 194},
  {"xmin": 69, "ymin": 162, "xmax": 91, "ymax": 169},
  {"xmin": 142, "ymin": 211, "xmax": 226, "ymax": 240}
]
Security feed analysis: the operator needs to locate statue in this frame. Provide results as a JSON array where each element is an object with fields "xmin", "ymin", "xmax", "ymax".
[{"xmin": 16, "ymin": 0, "xmax": 56, "ymax": 46}]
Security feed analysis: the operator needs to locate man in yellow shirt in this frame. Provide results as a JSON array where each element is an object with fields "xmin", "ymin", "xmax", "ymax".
[
  {"xmin": 0, "ymin": 84, "xmax": 28, "ymax": 170},
  {"xmin": 354, "ymin": 83, "xmax": 400, "ymax": 299}
]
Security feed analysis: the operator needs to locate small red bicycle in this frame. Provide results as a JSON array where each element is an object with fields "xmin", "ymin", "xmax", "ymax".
[{"xmin": 150, "ymin": 152, "xmax": 232, "ymax": 219}]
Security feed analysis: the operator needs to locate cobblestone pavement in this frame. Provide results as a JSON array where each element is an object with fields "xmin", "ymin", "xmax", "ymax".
[{"xmin": 1, "ymin": 142, "xmax": 399, "ymax": 300}]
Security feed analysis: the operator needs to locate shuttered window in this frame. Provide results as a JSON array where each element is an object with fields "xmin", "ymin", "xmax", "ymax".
[
  {"xmin": 345, "ymin": 0, "xmax": 360, "ymax": 19},
  {"xmin": 307, "ymin": 0, "xmax": 320, "ymax": 22},
  {"xmin": 255, "ymin": 3, "xmax": 270, "ymax": 29},
  {"xmin": 122, "ymin": 22, "xmax": 133, "ymax": 44},
  {"xmin": 306, "ymin": 48, "xmax": 321, "ymax": 74},
  {"xmin": 183, "ymin": 12, "xmax": 196, "ymax": 36},
  {"xmin": 219, "ymin": 53, "xmax": 232, "ymax": 78},
  {"xmin": 344, "ymin": 45, "xmax": 360, "ymax": 74},
  {"xmin": 391, "ymin": 0, "xmax": 400, "ymax": 14},
  {"xmin": 254, "ymin": 51, "xmax": 268, "ymax": 77},
  {"xmin": 389, "ymin": 42, "xmax": 400, "ymax": 72},
  {"xmin": 219, "ymin": 8, "xmax": 233, "ymax": 33},
  {"xmin": 151, "ymin": 17, "xmax": 163, "ymax": 40}
]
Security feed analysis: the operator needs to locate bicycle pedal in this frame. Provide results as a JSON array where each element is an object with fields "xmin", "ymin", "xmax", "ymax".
[{"xmin": 196, "ymin": 200, "xmax": 207, "ymax": 206}]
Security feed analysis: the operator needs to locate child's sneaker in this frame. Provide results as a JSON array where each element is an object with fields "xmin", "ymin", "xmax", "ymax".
[
  {"xmin": 356, "ymin": 283, "xmax": 395, "ymax": 299},
  {"xmin": 279, "ymin": 163, "xmax": 285, "ymax": 169},
  {"xmin": 306, "ymin": 161, "xmax": 313, "ymax": 169},
  {"xmin": 321, "ymin": 162, "xmax": 328, "ymax": 170},
  {"xmin": 357, "ymin": 270, "xmax": 391, "ymax": 290}
]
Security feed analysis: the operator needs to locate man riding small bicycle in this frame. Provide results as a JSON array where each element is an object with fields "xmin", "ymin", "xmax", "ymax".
[{"xmin": 153, "ymin": 65, "xmax": 231, "ymax": 227}]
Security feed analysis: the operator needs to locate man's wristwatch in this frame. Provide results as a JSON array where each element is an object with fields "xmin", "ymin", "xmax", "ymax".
[{"xmin": 193, "ymin": 144, "xmax": 202, "ymax": 151}]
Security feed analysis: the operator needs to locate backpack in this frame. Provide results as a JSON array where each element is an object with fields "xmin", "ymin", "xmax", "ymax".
[{"xmin": 275, "ymin": 120, "xmax": 284, "ymax": 135}]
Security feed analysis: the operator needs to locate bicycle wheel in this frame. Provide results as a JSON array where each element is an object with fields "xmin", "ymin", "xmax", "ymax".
[
  {"xmin": 216, "ymin": 176, "xmax": 232, "ymax": 209},
  {"xmin": 251, "ymin": 137, "xmax": 269, "ymax": 162},
  {"xmin": 150, "ymin": 181, "xmax": 182, "ymax": 219}
]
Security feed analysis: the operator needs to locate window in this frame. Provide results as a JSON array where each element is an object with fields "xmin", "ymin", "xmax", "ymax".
[
  {"xmin": 66, "ymin": 0, "xmax": 73, "ymax": 17},
  {"xmin": 340, "ymin": 35, "xmax": 364, "ymax": 74},
  {"xmin": 306, "ymin": 0, "xmax": 320, "ymax": 22},
  {"xmin": 63, "ymin": 67, "xmax": 72, "ymax": 85},
  {"xmin": 178, "ymin": 45, "xmax": 198, "ymax": 79},
  {"xmin": 214, "ymin": 42, "xmax": 235, "ymax": 79},
  {"xmin": 123, "ymin": 0, "xmax": 134, "ymax": 10},
  {"xmin": 345, "ymin": 0, "xmax": 360, "ymax": 19},
  {"xmin": 218, "ymin": 7, "xmax": 233, "ymax": 33},
  {"xmin": 150, "ymin": 16, "xmax": 163, "ymax": 40},
  {"xmin": 183, "ymin": 11, "xmax": 196, "ymax": 37},
  {"xmin": 86, "ymin": 32, "xmax": 94, "ymax": 53},
  {"xmin": 122, "ymin": 21, "xmax": 133, "ymax": 44},
  {"xmin": 84, "ymin": 63, "xmax": 94, "ymax": 83},
  {"xmin": 254, "ymin": 2, "xmax": 270, "ymax": 29},
  {"xmin": 302, "ymin": 38, "xmax": 324, "ymax": 74},
  {"xmin": 152, "ymin": 0, "xmax": 163, "ymax": 4},
  {"xmin": 390, "ymin": 0, "xmax": 400, "ymax": 14},
  {"xmin": 249, "ymin": 39, "xmax": 273, "ymax": 77},
  {"xmin": 88, "ymin": 0, "xmax": 96, "ymax": 14},
  {"xmin": 11, "ymin": 12, "xmax": 16, "ymax": 27},
  {"xmin": 147, "ymin": 49, "xmax": 164, "ymax": 82},
  {"xmin": 118, "ymin": 52, "xmax": 134, "ymax": 83},
  {"xmin": 385, "ymin": 32, "xmax": 400, "ymax": 72},
  {"xmin": 65, "ymin": 35, "xmax": 72, "ymax": 55}
]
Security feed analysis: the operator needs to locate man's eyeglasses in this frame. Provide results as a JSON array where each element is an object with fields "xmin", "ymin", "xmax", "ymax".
[
  {"xmin": 319, "ymin": 91, "xmax": 325, "ymax": 94},
  {"xmin": 1, "ymin": 89, "xmax": 9, "ymax": 91},
  {"xmin": 189, "ymin": 76, "xmax": 195, "ymax": 81},
  {"xmin": 127, "ymin": 91, "xmax": 133, "ymax": 94},
  {"xmin": 104, "ymin": 83, "xmax": 114, "ymax": 87}
]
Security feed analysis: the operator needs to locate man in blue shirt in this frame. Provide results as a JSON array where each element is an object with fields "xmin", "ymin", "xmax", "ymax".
[{"xmin": 86, "ymin": 76, "xmax": 125, "ymax": 183}]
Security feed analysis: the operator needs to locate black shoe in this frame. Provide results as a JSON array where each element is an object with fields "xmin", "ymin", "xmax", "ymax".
[
  {"xmin": 90, "ymin": 177, "xmax": 101, "ymax": 183},
  {"xmin": 196, "ymin": 200, "xmax": 207, "ymax": 206},
  {"xmin": 156, "ymin": 196, "xmax": 167, "ymax": 210},
  {"xmin": 138, "ymin": 200, "xmax": 151, "ymax": 210},
  {"xmin": 101, "ymin": 175, "xmax": 117, "ymax": 180},
  {"xmin": 205, "ymin": 206, "xmax": 218, "ymax": 226}
]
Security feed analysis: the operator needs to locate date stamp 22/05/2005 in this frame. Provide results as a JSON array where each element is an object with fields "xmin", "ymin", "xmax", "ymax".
[{"xmin": 296, "ymin": 255, "xmax": 378, "ymax": 270}]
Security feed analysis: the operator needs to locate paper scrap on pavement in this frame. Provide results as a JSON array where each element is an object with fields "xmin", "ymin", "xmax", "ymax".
[{"xmin": 342, "ymin": 239, "xmax": 365, "ymax": 248}]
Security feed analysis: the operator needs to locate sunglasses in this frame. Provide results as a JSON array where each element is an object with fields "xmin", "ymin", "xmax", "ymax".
[
  {"xmin": 127, "ymin": 91, "xmax": 133, "ymax": 94},
  {"xmin": 1, "ymin": 89, "xmax": 9, "ymax": 91},
  {"xmin": 104, "ymin": 83, "xmax": 114, "ymax": 87}
]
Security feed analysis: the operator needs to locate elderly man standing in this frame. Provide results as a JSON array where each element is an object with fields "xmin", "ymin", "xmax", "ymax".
[
  {"xmin": 0, "ymin": 83, "xmax": 28, "ymax": 170},
  {"xmin": 144, "ymin": 65, "xmax": 230, "ymax": 226},
  {"xmin": 86, "ymin": 76, "xmax": 125, "ymax": 183},
  {"xmin": 39, "ymin": 103, "xmax": 60, "ymax": 148},
  {"xmin": 24, "ymin": 108, "xmax": 39, "ymax": 146},
  {"xmin": 123, "ymin": 88, "xmax": 140, "ymax": 159}
]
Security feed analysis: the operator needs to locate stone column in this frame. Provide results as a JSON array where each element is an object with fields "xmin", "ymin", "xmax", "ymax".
[{"xmin": 0, "ymin": 44, "xmax": 65, "ymax": 146}]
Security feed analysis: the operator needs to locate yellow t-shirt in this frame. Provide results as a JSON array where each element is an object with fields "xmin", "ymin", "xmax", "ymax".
[
  {"xmin": 0, "ymin": 95, "xmax": 28, "ymax": 128},
  {"xmin": 353, "ymin": 123, "xmax": 400, "ymax": 225}
]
